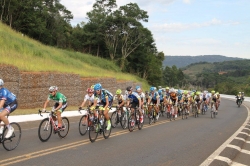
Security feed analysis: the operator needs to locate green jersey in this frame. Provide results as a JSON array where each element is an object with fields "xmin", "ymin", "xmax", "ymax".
[{"xmin": 48, "ymin": 92, "xmax": 67, "ymax": 103}]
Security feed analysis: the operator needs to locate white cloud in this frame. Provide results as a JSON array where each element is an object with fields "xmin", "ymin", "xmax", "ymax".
[
  {"xmin": 183, "ymin": 0, "xmax": 191, "ymax": 4},
  {"xmin": 150, "ymin": 18, "xmax": 240, "ymax": 32}
]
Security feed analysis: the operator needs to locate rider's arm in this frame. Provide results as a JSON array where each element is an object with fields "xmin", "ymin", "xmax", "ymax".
[
  {"xmin": 104, "ymin": 96, "xmax": 109, "ymax": 109},
  {"xmin": 43, "ymin": 99, "xmax": 50, "ymax": 110},
  {"xmin": 55, "ymin": 101, "xmax": 63, "ymax": 111},
  {"xmin": 0, "ymin": 99, "xmax": 5, "ymax": 108}
]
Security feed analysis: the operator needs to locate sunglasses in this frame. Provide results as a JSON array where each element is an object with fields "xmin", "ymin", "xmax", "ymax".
[{"xmin": 49, "ymin": 91, "xmax": 54, "ymax": 93}]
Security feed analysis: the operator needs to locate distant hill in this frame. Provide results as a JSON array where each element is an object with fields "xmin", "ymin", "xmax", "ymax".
[{"xmin": 163, "ymin": 55, "xmax": 244, "ymax": 68}]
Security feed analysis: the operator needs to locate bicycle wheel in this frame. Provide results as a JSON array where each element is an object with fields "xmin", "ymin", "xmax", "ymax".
[
  {"xmin": 38, "ymin": 118, "xmax": 52, "ymax": 142},
  {"xmin": 79, "ymin": 115, "xmax": 88, "ymax": 136},
  {"xmin": 182, "ymin": 109, "xmax": 185, "ymax": 119},
  {"xmin": 148, "ymin": 111, "xmax": 153, "ymax": 125},
  {"xmin": 111, "ymin": 111, "xmax": 118, "ymax": 128},
  {"xmin": 103, "ymin": 119, "xmax": 112, "ymax": 139},
  {"xmin": 138, "ymin": 112, "xmax": 144, "ymax": 130},
  {"xmin": 2, "ymin": 122, "xmax": 21, "ymax": 151},
  {"xmin": 89, "ymin": 121, "xmax": 99, "ymax": 142},
  {"xmin": 128, "ymin": 114, "xmax": 135, "ymax": 132},
  {"xmin": 120, "ymin": 112, "xmax": 127, "ymax": 129},
  {"xmin": 58, "ymin": 117, "xmax": 70, "ymax": 138}
]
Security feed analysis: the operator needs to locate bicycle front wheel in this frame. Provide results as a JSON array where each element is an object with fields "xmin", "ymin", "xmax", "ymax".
[
  {"xmin": 38, "ymin": 118, "xmax": 52, "ymax": 142},
  {"xmin": 103, "ymin": 119, "xmax": 112, "ymax": 139},
  {"xmin": 2, "ymin": 122, "xmax": 21, "ymax": 151},
  {"xmin": 120, "ymin": 112, "xmax": 128, "ymax": 129},
  {"xmin": 111, "ymin": 111, "xmax": 118, "ymax": 128},
  {"xmin": 128, "ymin": 115, "xmax": 135, "ymax": 132},
  {"xmin": 79, "ymin": 115, "xmax": 88, "ymax": 136},
  {"xmin": 89, "ymin": 121, "xmax": 98, "ymax": 142},
  {"xmin": 58, "ymin": 117, "xmax": 70, "ymax": 138}
]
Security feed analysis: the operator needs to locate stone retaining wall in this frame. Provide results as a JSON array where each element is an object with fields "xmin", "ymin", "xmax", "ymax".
[{"xmin": 0, "ymin": 64, "xmax": 141, "ymax": 108}]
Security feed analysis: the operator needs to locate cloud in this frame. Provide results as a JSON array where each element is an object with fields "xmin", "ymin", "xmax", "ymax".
[
  {"xmin": 151, "ymin": 18, "xmax": 239, "ymax": 32},
  {"xmin": 183, "ymin": 0, "xmax": 191, "ymax": 4}
]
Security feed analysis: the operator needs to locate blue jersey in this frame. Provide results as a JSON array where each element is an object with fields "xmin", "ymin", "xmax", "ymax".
[
  {"xmin": 94, "ymin": 89, "xmax": 113, "ymax": 103},
  {"xmin": 128, "ymin": 92, "xmax": 140, "ymax": 103},
  {"xmin": 149, "ymin": 92, "xmax": 159, "ymax": 101},
  {"xmin": 0, "ymin": 88, "xmax": 16, "ymax": 105},
  {"xmin": 158, "ymin": 92, "xmax": 164, "ymax": 101},
  {"xmin": 178, "ymin": 94, "xmax": 182, "ymax": 101}
]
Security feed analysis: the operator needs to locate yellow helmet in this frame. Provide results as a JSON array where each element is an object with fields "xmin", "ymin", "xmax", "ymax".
[{"xmin": 116, "ymin": 89, "xmax": 122, "ymax": 95}]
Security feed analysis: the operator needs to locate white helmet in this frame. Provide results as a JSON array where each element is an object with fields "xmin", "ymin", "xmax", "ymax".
[
  {"xmin": 0, "ymin": 79, "xmax": 4, "ymax": 86},
  {"xmin": 169, "ymin": 88, "xmax": 175, "ymax": 93},
  {"xmin": 49, "ymin": 86, "xmax": 58, "ymax": 92}
]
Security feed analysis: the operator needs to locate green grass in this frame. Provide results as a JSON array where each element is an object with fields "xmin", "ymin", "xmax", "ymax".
[{"xmin": 0, "ymin": 22, "xmax": 149, "ymax": 88}]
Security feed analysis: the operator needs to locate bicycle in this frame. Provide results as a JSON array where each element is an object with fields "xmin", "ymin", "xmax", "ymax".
[
  {"xmin": 236, "ymin": 96, "xmax": 242, "ymax": 107},
  {"xmin": 128, "ymin": 106, "xmax": 144, "ymax": 132},
  {"xmin": 211, "ymin": 102, "xmax": 216, "ymax": 119},
  {"xmin": 182, "ymin": 103, "xmax": 188, "ymax": 120},
  {"xmin": 88, "ymin": 107, "xmax": 112, "ymax": 142},
  {"xmin": 78, "ymin": 107, "xmax": 91, "ymax": 136},
  {"xmin": 193, "ymin": 102, "xmax": 199, "ymax": 118},
  {"xmin": 111, "ymin": 106, "xmax": 128, "ymax": 129},
  {"xmin": 148, "ymin": 104, "xmax": 157, "ymax": 124},
  {"xmin": 159, "ymin": 102, "xmax": 165, "ymax": 117},
  {"xmin": 202, "ymin": 102, "xmax": 208, "ymax": 115},
  {"xmin": 0, "ymin": 119, "xmax": 21, "ymax": 151},
  {"xmin": 38, "ymin": 109, "xmax": 70, "ymax": 142}
]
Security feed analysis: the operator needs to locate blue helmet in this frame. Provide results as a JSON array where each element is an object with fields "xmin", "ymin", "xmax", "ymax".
[
  {"xmin": 150, "ymin": 87, "xmax": 155, "ymax": 92},
  {"xmin": 158, "ymin": 89, "xmax": 162, "ymax": 94},
  {"xmin": 94, "ymin": 83, "xmax": 102, "ymax": 91},
  {"xmin": 135, "ymin": 85, "xmax": 141, "ymax": 90},
  {"xmin": 177, "ymin": 89, "xmax": 182, "ymax": 94}
]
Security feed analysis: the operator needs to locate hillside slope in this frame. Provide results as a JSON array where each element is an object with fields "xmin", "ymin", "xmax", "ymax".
[
  {"xmin": 0, "ymin": 22, "xmax": 149, "ymax": 88},
  {"xmin": 163, "ymin": 55, "xmax": 244, "ymax": 68}
]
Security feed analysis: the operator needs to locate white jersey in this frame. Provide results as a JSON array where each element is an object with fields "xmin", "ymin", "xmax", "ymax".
[
  {"xmin": 84, "ymin": 94, "xmax": 95, "ymax": 103},
  {"xmin": 138, "ymin": 92, "xmax": 145, "ymax": 101}
]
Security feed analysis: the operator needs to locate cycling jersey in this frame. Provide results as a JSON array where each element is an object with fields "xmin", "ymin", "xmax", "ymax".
[
  {"xmin": 194, "ymin": 95, "xmax": 201, "ymax": 102},
  {"xmin": 48, "ymin": 92, "xmax": 67, "ymax": 103},
  {"xmin": 170, "ymin": 92, "xmax": 177, "ymax": 101},
  {"xmin": 128, "ymin": 92, "xmax": 140, "ymax": 103},
  {"xmin": 116, "ymin": 95, "xmax": 125, "ymax": 104},
  {"xmin": 178, "ymin": 94, "xmax": 182, "ymax": 101},
  {"xmin": 137, "ymin": 92, "xmax": 145, "ymax": 102},
  {"xmin": 158, "ymin": 92, "xmax": 164, "ymax": 102},
  {"xmin": 211, "ymin": 94, "xmax": 217, "ymax": 102},
  {"xmin": 94, "ymin": 89, "xmax": 113, "ymax": 103},
  {"xmin": 83, "ymin": 94, "xmax": 95, "ymax": 104},
  {"xmin": 0, "ymin": 88, "xmax": 16, "ymax": 105},
  {"xmin": 149, "ymin": 92, "xmax": 159, "ymax": 101},
  {"xmin": 182, "ymin": 96, "xmax": 189, "ymax": 103}
]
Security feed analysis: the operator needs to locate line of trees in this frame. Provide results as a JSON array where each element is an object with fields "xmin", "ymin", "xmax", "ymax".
[{"xmin": 0, "ymin": 0, "xmax": 164, "ymax": 86}]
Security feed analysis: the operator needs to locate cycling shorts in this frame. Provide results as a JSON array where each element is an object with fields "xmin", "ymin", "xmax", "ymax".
[
  {"xmin": 2, "ymin": 99, "xmax": 18, "ymax": 113},
  {"xmin": 53, "ymin": 102, "xmax": 67, "ymax": 113}
]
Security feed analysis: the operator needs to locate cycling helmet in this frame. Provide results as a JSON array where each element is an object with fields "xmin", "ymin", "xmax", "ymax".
[
  {"xmin": 177, "ymin": 89, "xmax": 182, "ymax": 94},
  {"xmin": 86, "ymin": 88, "xmax": 94, "ymax": 93},
  {"xmin": 191, "ymin": 92, "xmax": 194, "ymax": 97},
  {"xmin": 116, "ymin": 89, "xmax": 122, "ymax": 95},
  {"xmin": 183, "ymin": 90, "xmax": 188, "ymax": 95},
  {"xmin": 145, "ymin": 91, "xmax": 149, "ymax": 94},
  {"xmin": 150, "ymin": 87, "xmax": 155, "ymax": 92},
  {"xmin": 158, "ymin": 86, "xmax": 162, "ymax": 89},
  {"xmin": 239, "ymin": 92, "xmax": 241, "ymax": 94},
  {"xmin": 196, "ymin": 91, "xmax": 201, "ymax": 95},
  {"xmin": 135, "ymin": 85, "xmax": 141, "ymax": 91},
  {"xmin": 211, "ymin": 90, "xmax": 215, "ymax": 94},
  {"xmin": 165, "ymin": 87, "xmax": 169, "ymax": 90},
  {"xmin": 169, "ymin": 88, "xmax": 175, "ymax": 93},
  {"xmin": 216, "ymin": 92, "xmax": 219, "ymax": 95},
  {"xmin": 126, "ymin": 86, "xmax": 132, "ymax": 91},
  {"xmin": 94, "ymin": 83, "xmax": 102, "ymax": 91},
  {"xmin": 49, "ymin": 86, "xmax": 58, "ymax": 92},
  {"xmin": 242, "ymin": 92, "xmax": 244, "ymax": 94},
  {"xmin": 0, "ymin": 79, "xmax": 4, "ymax": 86},
  {"xmin": 90, "ymin": 85, "xmax": 95, "ymax": 89}
]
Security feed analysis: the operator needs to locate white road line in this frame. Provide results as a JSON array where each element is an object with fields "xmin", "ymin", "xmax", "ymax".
[
  {"xmin": 200, "ymin": 104, "xmax": 250, "ymax": 166},
  {"xmin": 227, "ymin": 144, "xmax": 241, "ymax": 151},
  {"xmin": 246, "ymin": 141, "xmax": 250, "ymax": 144},
  {"xmin": 231, "ymin": 161, "xmax": 248, "ymax": 166},
  {"xmin": 214, "ymin": 156, "xmax": 232, "ymax": 164},
  {"xmin": 241, "ymin": 149, "xmax": 250, "ymax": 155},
  {"xmin": 234, "ymin": 137, "xmax": 246, "ymax": 142}
]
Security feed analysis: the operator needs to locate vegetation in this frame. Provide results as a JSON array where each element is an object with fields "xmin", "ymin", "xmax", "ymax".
[
  {"xmin": 0, "ymin": 0, "xmax": 164, "ymax": 86},
  {"xmin": 182, "ymin": 60, "xmax": 250, "ymax": 96}
]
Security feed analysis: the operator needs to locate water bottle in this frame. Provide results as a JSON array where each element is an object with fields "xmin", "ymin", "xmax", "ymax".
[
  {"xmin": 118, "ymin": 111, "xmax": 121, "ymax": 117},
  {"xmin": 100, "ymin": 119, "xmax": 103, "ymax": 125},
  {"xmin": 136, "ymin": 114, "xmax": 139, "ymax": 121}
]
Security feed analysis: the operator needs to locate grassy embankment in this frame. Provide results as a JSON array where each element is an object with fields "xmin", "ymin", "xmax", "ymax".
[{"xmin": 0, "ymin": 23, "xmax": 149, "ymax": 115}]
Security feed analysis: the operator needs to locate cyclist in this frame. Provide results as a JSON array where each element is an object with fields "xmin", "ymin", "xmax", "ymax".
[
  {"xmin": 216, "ymin": 92, "xmax": 221, "ymax": 110},
  {"xmin": 158, "ymin": 89, "xmax": 164, "ymax": 113},
  {"xmin": 201, "ymin": 91, "xmax": 210, "ymax": 113},
  {"xmin": 236, "ymin": 92, "xmax": 242, "ymax": 105},
  {"xmin": 209, "ymin": 90, "xmax": 218, "ymax": 114},
  {"xmin": 115, "ymin": 89, "xmax": 126, "ymax": 117},
  {"xmin": 193, "ymin": 91, "xmax": 202, "ymax": 114},
  {"xmin": 78, "ymin": 88, "xmax": 95, "ymax": 126},
  {"xmin": 165, "ymin": 87, "xmax": 170, "ymax": 98},
  {"xmin": 147, "ymin": 87, "xmax": 160, "ymax": 120},
  {"xmin": 0, "ymin": 79, "xmax": 18, "ymax": 138},
  {"xmin": 177, "ymin": 89, "xmax": 183, "ymax": 115},
  {"xmin": 91, "ymin": 83, "xmax": 113, "ymax": 130},
  {"xmin": 42, "ymin": 86, "xmax": 67, "ymax": 130},
  {"xmin": 126, "ymin": 86, "xmax": 142, "ymax": 124},
  {"xmin": 180, "ymin": 90, "xmax": 190, "ymax": 114},
  {"xmin": 169, "ymin": 88, "xmax": 178, "ymax": 118},
  {"xmin": 136, "ymin": 86, "xmax": 145, "ymax": 121}
]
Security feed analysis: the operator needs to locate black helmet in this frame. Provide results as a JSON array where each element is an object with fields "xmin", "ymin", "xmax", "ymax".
[{"xmin": 126, "ymin": 86, "xmax": 132, "ymax": 91}]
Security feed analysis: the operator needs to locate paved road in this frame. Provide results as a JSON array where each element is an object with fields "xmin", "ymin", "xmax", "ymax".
[{"xmin": 0, "ymin": 98, "xmax": 248, "ymax": 166}]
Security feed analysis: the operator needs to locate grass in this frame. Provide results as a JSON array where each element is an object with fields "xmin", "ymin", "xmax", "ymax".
[{"xmin": 0, "ymin": 22, "xmax": 149, "ymax": 88}]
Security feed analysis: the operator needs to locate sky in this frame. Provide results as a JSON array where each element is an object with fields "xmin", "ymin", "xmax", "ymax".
[{"xmin": 60, "ymin": 0, "xmax": 250, "ymax": 59}]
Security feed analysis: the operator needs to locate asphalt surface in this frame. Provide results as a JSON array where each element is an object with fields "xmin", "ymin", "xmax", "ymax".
[{"xmin": 0, "ymin": 98, "xmax": 248, "ymax": 166}]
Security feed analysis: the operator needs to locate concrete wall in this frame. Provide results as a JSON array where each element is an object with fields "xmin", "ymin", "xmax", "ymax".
[{"xmin": 0, "ymin": 64, "xmax": 141, "ymax": 108}]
